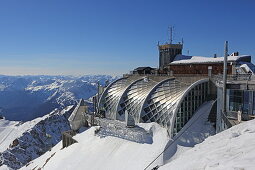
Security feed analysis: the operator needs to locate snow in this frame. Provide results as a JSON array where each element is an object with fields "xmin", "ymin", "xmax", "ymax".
[
  {"xmin": 21, "ymin": 123, "xmax": 169, "ymax": 170},
  {"xmin": 12, "ymin": 100, "xmax": 255, "ymax": 170},
  {"xmin": 0, "ymin": 107, "xmax": 73, "ymax": 152},
  {"xmin": 171, "ymin": 55, "xmax": 250, "ymax": 64},
  {"xmin": 174, "ymin": 54, "xmax": 192, "ymax": 61},
  {"xmin": 0, "ymin": 118, "xmax": 41, "ymax": 152},
  {"xmin": 0, "ymin": 75, "xmax": 113, "ymax": 121},
  {"xmin": 162, "ymin": 101, "xmax": 215, "ymax": 164},
  {"xmin": 160, "ymin": 119, "xmax": 255, "ymax": 170},
  {"xmin": 21, "ymin": 102, "xmax": 216, "ymax": 170},
  {"xmin": 240, "ymin": 64, "xmax": 254, "ymax": 74},
  {"xmin": 0, "ymin": 165, "xmax": 9, "ymax": 170},
  {"xmin": 0, "ymin": 84, "xmax": 5, "ymax": 91},
  {"xmin": 0, "ymin": 106, "xmax": 74, "ymax": 169}
]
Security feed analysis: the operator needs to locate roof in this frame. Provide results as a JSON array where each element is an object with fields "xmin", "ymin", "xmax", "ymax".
[
  {"xmin": 99, "ymin": 76, "xmax": 209, "ymax": 135},
  {"xmin": 158, "ymin": 43, "xmax": 183, "ymax": 50},
  {"xmin": 134, "ymin": 67, "xmax": 155, "ymax": 71},
  {"xmin": 170, "ymin": 55, "xmax": 251, "ymax": 65}
]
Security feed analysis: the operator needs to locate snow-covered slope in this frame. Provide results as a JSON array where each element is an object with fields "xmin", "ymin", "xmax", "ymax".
[
  {"xmin": 19, "ymin": 101, "xmax": 217, "ymax": 170},
  {"xmin": 0, "ymin": 106, "xmax": 75, "ymax": 169},
  {"xmin": 162, "ymin": 101, "xmax": 216, "ymax": 164},
  {"xmin": 0, "ymin": 119, "xmax": 41, "ymax": 153},
  {"xmin": 21, "ymin": 123, "xmax": 169, "ymax": 170},
  {"xmin": 0, "ymin": 75, "xmax": 115, "ymax": 121},
  {"xmin": 160, "ymin": 119, "xmax": 255, "ymax": 170}
]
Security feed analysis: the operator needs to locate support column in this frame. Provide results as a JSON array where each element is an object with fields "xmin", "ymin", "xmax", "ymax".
[{"xmin": 223, "ymin": 41, "xmax": 228, "ymax": 118}]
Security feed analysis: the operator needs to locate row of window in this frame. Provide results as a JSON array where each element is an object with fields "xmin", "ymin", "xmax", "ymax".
[
  {"xmin": 173, "ymin": 82, "xmax": 208, "ymax": 136},
  {"xmin": 228, "ymin": 89, "xmax": 255, "ymax": 114}
]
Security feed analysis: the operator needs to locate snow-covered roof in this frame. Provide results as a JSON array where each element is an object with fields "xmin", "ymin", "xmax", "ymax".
[
  {"xmin": 170, "ymin": 55, "xmax": 251, "ymax": 65},
  {"xmin": 240, "ymin": 63, "xmax": 255, "ymax": 74}
]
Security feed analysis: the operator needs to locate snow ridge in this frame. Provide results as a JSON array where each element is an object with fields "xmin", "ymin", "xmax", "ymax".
[{"xmin": 0, "ymin": 106, "xmax": 74, "ymax": 169}]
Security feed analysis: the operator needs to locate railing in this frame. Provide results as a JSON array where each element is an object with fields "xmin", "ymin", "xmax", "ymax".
[
  {"xmin": 212, "ymin": 74, "xmax": 253, "ymax": 82},
  {"xmin": 222, "ymin": 111, "xmax": 234, "ymax": 128},
  {"xmin": 208, "ymin": 100, "xmax": 217, "ymax": 125},
  {"xmin": 62, "ymin": 130, "xmax": 77, "ymax": 148},
  {"xmin": 225, "ymin": 111, "xmax": 238, "ymax": 120},
  {"xmin": 210, "ymin": 74, "xmax": 254, "ymax": 88}
]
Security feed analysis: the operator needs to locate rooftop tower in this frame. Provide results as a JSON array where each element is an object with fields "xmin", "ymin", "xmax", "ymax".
[{"xmin": 158, "ymin": 26, "xmax": 183, "ymax": 69}]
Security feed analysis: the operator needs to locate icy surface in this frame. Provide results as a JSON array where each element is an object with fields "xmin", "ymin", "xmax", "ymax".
[{"xmin": 160, "ymin": 119, "xmax": 255, "ymax": 170}]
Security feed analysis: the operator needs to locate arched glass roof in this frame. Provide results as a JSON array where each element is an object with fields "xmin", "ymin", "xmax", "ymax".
[
  {"xmin": 99, "ymin": 76, "xmax": 209, "ymax": 136},
  {"xmin": 140, "ymin": 79, "xmax": 190, "ymax": 129},
  {"xmin": 117, "ymin": 77, "xmax": 159, "ymax": 121},
  {"xmin": 98, "ymin": 77, "xmax": 142, "ymax": 119}
]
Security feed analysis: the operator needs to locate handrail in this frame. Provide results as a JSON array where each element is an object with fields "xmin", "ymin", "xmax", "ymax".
[
  {"xmin": 221, "ymin": 111, "xmax": 234, "ymax": 128},
  {"xmin": 212, "ymin": 74, "xmax": 253, "ymax": 82}
]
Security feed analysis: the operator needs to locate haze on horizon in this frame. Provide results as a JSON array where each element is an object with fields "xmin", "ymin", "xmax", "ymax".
[{"xmin": 0, "ymin": 0, "xmax": 254, "ymax": 76}]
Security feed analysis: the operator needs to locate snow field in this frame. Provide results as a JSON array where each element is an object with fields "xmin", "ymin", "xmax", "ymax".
[
  {"xmin": 22, "ymin": 123, "xmax": 169, "ymax": 170},
  {"xmin": 160, "ymin": 119, "xmax": 255, "ymax": 170}
]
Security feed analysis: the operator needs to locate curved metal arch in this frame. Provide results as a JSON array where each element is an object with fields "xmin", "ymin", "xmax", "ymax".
[
  {"xmin": 117, "ymin": 77, "xmax": 159, "ymax": 122},
  {"xmin": 138, "ymin": 78, "xmax": 175, "ymax": 122},
  {"xmin": 169, "ymin": 78, "xmax": 209, "ymax": 137},
  {"xmin": 98, "ymin": 77, "xmax": 126, "ymax": 109},
  {"xmin": 99, "ymin": 76, "xmax": 145, "ymax": 120},
  {"xmin": 115, "ymin": 77, "xmax": 145, "ymax": 120}
]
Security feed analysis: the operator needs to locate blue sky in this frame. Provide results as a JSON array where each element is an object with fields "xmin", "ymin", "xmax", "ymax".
[{"xmin": 0, "ymin": 0, "xmax": 254, "ymax": 76}]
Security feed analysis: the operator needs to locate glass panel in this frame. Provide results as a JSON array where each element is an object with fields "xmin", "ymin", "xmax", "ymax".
[
  {"xmin": 229, "ymin": 90, "xmax": 243, "ymax": 112},
  {"xmin": 243, "ymin": 91, "xmax": 250, "ymax": 114}
]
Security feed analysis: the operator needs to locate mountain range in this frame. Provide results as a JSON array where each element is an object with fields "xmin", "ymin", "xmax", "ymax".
[{"xmin": 0, "ymin": 75, "xmax": 116, "ymax": 121}]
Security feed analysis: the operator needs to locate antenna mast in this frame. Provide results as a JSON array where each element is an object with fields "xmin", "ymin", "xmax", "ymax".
[{"xmin": 169, "ymin": 26, "xmax": 173, "ymax": 44}]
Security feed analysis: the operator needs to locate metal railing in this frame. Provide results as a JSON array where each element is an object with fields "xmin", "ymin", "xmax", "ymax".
[
  {"xmin": 210, "ymin": 74, "xmax": 254, "ymax": 88},
  {"xmin": 222, "ymin": 111, "xmax": 236, "ymax": 128},
  {"xmin": 225, "ymin": 111, "xmax": 238, "ymax": 120},
  {"xmin": 212, "ymin": 74, "xmax": 253, "ymax": 82}
]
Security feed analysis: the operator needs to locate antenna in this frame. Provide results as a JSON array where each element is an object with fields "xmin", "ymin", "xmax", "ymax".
[{"xmin": 168, "ymin": 26, "xmax": 173, "ymax": 44}]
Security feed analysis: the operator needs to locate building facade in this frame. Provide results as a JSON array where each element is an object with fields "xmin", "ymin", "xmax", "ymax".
[
  {"xmin": 158, "ymin": 43, "xmax": 183, "ymax": 69},
  {"xmin": 98, "ymin": 76, "xmax": 210, "ymax": 137}
]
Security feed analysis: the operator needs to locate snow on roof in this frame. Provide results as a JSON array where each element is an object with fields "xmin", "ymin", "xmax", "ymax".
[
  {"xmin": 170, "ymin": 55, "xmax": 251, "ymax": 65},
  {"xmin": 240, "ymin": 64, "xmax": 254, "ymax": 74},
  {"xmin": 173, "ymin": 54, "xmax": 192, "ymax": 61}
]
